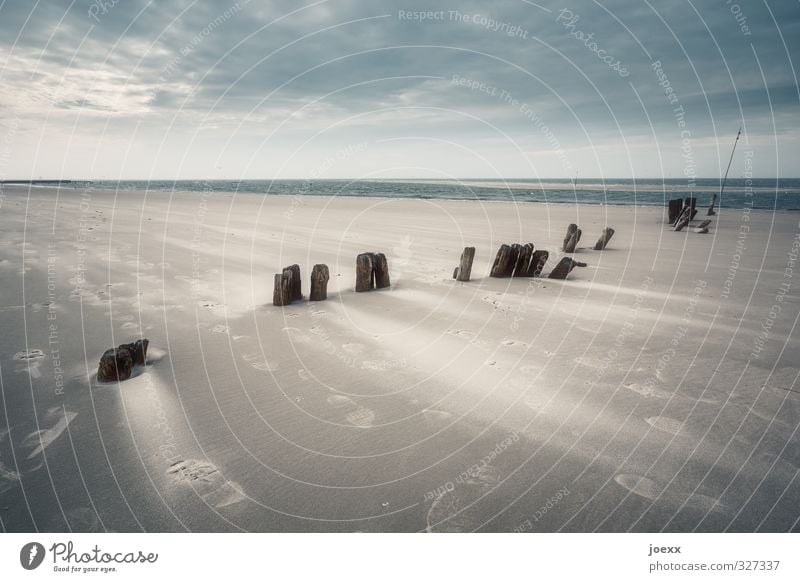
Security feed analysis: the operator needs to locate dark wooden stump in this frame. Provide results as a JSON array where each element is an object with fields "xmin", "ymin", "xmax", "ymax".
[
  {"xmin": 310, "ymin": 264, "xmax": 330, "ymax": 301},
  {"xmin": 507, "ymin": 244, "xmax": 522, "ymax": 276},
  {"xmin": 273, "ymin": 272, "xmax": 291, "ymax": 305},
  {"xmin": 563, "ymin": 224, "xmax": 581, "ymax": 253},
  {"xmin": 707, "ymin": 193, "xmax": 716, "ymax": 216},
  {"xmin": 668, "ymin": 199, "xmax": 683, "ymax": 224},
  {"xmin": 548, "ymin": 257, "xmax": 579, "ymax": 279},
  {"xmin": 286, "ymin": 264, "xmax": 302, "ymax": 301},
  {"xmin": 530, "ymin": 250, "xmax": 549, "ymax": 277},
  {"xmin": 593, "ymin": 227, "xmax": 615, "ymax": 250},
  {"xmin": 374, "ymin": 253, "xmax": 391, "ymax": 289},
  {"xmin": 490, "ymin": 244, "xmax": 514, "ymax": 277},
  {"xmin": 453, "ymin": 247, "xmax": 475, "ymax": 282},
  {"xmin": 355, "ymin": 253, "xmax": 375, "ymax": 292},
  {"xmin": 513, "ymin": 243, "xmax": 534, "ymax": 277}
]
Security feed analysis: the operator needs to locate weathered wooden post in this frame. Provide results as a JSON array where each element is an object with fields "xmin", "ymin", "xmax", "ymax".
[
  {"xmin": 490, "ymin": 244, "xmax": 514, "ymax": 277},
  {"xmin": 310, "ymin": 264, "xmax": 330, "ymax": 301},
  {"xmin": 513, "ymin": 243, "xmax": 534, "ymax": 277},
  {"xmin": 707, "ymin": 193, "xmax": 716, "ymax": 216},
  {"xmin": 548, "ymin": 257, "xmax": 580, "ymax": 279},
  {"xmin": 374, "ymin": 253, "xmax": 391, "ymax": 289},
  {"xmin": 286, "ymin": 264, "xmax": 302, "ymax": 301},
  {"xmin": 273, "ymin": 272, "xmax": 291, "ymax": 306},
  {"xmin": 529, "ymin": 250, "xmax": 549, "ymax": 277},
  {"xmin": 593, "ymin": 227, "xmax": 615, "ymax": 250},
  {"xmin": 685, "ymin": 197, "xmax": 698, "ymax": 220},
  {"xmin": 673, "ymin": 206, "xmax": 692, "ymax": 231},
  {"xmin": 563, "ymin": 224, "xmax": 581, "ymax": 253},
  {"xmin": 453, "ymin": 247, "xmax": 475, "ymax": 282},
  {"xmin": 668, "ymin": 199, "xmax": 683, "ymax": 224},
  {"xmin": 355, "ymin": 253, "xmax": 375, "ymax": 292}
]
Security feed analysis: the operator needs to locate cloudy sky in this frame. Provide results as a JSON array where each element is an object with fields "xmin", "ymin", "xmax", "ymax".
[{"xmin": 0, "ymin": 0, "xmax": 798, "ymax": 179}]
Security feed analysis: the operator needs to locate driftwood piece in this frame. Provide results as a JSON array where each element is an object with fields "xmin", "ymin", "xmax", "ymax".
[
  {"xmin": 707, "ymin": 193, "xmax": 716, "ymax": 216},
  {"xmin": 374, "ymin": 253, "xmax": 391, "ymax": 289},
  {"xmin": 668, "ymin": 199, "xmax": 683, "ymax": 224},
  {"xmin": 548, "ymin": 257, "xmax": 581, "ymax": 279},
  {"xmin": 355, "ymin": 253, "xmax": 375, "ymax": 292},
  {"xmin": 673, "ymin": 206, "xmax": 692, "ymax": 231},
  {"xmin": 273, "ymin": 272, "xmax": 291, "ymax": 305},
  {"xmin": 490, "ymin": 244, "xmax": 514, "ymax": 277},
  {"xmin": 694, "ymin": 226, "xmax": 709, "ymax": 234},
  {"xmin": 563, "ymin": 224, "xmax": 581, "ymax": 253},
  {"xmin": 695, "ymin": 219, "xmax": 711, "ymax": 229},
  {"xmin": 593, "ymin": 227, "xmax": 615, "ymax": 250},
  {"xmin": 529, "ymin": 250, "xmax": 549, "ymax": 277},
  {"xmin": 310, "ymin": 264, "xmax": 330, "ymax": 301},
  {"xmin": 453, "ymin": 247, "xmax": 475, "ymax": 282}
]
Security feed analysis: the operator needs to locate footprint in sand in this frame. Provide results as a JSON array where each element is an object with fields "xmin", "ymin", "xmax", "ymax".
[
  {"xmin": 614, "ymin": 474, "xmax": 664, "ymax": 500},
  {"xmin": 298, "ymin": 369, "xmax": 312, "ymax": 381},
  {"xmin": 22, "ymin": 409, "xmax": 78, "ymax": 459},
  {"xmin": 501, "ymin": 339, "xmax": 530, "ymax": 348},
  {"xmin": 13, "ymin": 349, "xmax": 45, "ymax": 360},
  {"xmin": 167, "ymin": 459, "xmax": 245, "ymax": 509},
  {"xmin": 0, "ymin": 461, "xmax": 21, "ymax": 494},
  {"xmin": 421, "ymin": 409, "xmax": 452, "ymax": 422},
  {"xmin": 342, "ymin": 343, "xmax": 365, "ymax": 354},
  {"xmin": 683, "ymin": 492, "xmax": 726, "ymax": 514},
  {"xmin": 426, "ymin": 464, "xmax": 500, "ymax": 532},
  {"xmin": 623, "ymin": 383, "xmax": 672, "ymax": 400},
  {"xmin": 120, "ymin": 322, "xmax": 139, "ymax": 330},
  {"xmin": 345, "ymin": 407, "xmax": 376, "ymax": 428},
  {"xmin": 327, "ymin": 394, "xmax": 355, "ymax": 407},
  {"xmin": 210, "ymin": 324, "xmax": 229, "ymax": 334},
  {"xmin": 251, "ymin": 361, "xmax": 279, "ymax": 372},
  {"xmin": 645, "ymin": 416, "xmax": 686, "ymax": 436},
  {"xmin": 447, "ymin": 329, "xmax": 475, "ymax": 340},
  {"xmin": 282, "ymin": 327, "xmax": 311, "ymax": 344}
]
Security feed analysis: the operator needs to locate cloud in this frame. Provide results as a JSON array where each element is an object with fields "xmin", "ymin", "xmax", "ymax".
[{"xmin": 0, "ymin": 0, "xmax": 797, "ymax": 178}]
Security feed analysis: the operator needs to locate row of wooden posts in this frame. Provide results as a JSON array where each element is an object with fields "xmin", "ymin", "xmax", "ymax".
[
  {"xmin": 668, "ymin": 195, "xmax": 714, "ymax": 233},
  {"xmin": 272, "ymin": 225, "xmax": 614, "ymax": 305}
]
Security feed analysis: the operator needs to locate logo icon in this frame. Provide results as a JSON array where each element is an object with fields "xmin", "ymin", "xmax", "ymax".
[{"xmin": 20, "ymin": 542, "xmax": 46, "ymax": 570}]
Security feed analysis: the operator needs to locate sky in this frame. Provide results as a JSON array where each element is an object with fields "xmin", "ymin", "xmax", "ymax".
[{"xmin": 0, "ymin": 0, "xmax": 798, "ymax": 180}]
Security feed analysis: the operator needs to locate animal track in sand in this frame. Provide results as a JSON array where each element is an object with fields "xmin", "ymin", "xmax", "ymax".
[
  {"xmin": 13, "ymin": 349, "xmax": 45, "ymax": 360},
  {"xmin": 167, "ymin": 459, "xmax": 245, "ymax": 509},
  {"xmin": 623, "ymin": 383, "xmax": 672, "ymax": 399},
  {"xmin": 645, "ymin": 416, "xmax": 686, "ymax": 435},
  {"xmin": 614, "ymin": 474, "xmax": 664, "ymax": 500}
]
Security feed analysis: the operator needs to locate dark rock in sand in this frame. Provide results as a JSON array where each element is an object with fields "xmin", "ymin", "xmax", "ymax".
[{"xmin": 97, "ymin": 348, "xmax": 133, "ymax": 382}]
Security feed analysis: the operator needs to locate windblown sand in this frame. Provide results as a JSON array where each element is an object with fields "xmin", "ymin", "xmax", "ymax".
[{"xmin": 1, "ymin": 185, "xmax": 798, "ymax": 532}]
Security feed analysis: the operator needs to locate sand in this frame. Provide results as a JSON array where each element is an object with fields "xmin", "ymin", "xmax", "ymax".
[{"xmin": 0, "ymin": 184, "xmax": 798, "ymax": 532}]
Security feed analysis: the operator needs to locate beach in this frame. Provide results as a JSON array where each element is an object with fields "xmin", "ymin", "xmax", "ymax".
[{"xmin": 1, "ymin": 184, "xmax": 798, "ymax": 532}]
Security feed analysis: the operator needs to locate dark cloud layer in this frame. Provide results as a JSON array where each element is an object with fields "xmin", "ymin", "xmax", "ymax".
[{"xmin": 0, "ymin": 0, "xmax": 797, "ymax": 178}]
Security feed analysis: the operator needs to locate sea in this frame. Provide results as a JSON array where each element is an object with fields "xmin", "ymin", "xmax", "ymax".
[{"xmin": 11, "ymin": 178, "xmax": 800, "ymax": 211}]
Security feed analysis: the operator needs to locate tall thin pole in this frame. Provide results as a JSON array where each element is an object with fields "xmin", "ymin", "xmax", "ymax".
[{"xmin": 720, "ymin": 127, "xmax": 741, "ymax": 198}]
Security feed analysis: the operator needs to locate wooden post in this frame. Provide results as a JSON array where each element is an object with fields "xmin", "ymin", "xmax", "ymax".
[
  {"xmin": 563, "ymin": 224, "xmax": 581, "ymax": 253},
  {"xmin": 513, "ymin": 243, "xmax": 533, "ymax": 277},
  {"xmin": 453, "ymin": 247, "xmax": 475, "ymax": 282},
  {"xmin": 707, "ymin": 194, "xmax": 716, "ymax": 216},
  {"xmin": 674, "ymin": 206, "xmax": 692, "ymax": 231},
  {"xmin": 668, "ymin": 199, "xmax": 683, "ymax": 224},
  {"xmin": 286, "ymin": 264, "xmax": 302, "ymax": 301},
  {"xmin": 593, "ymin": 227, "xmax": 615, "ymax": 250},
  {"xmin": 490, "ymin": 244, "xmax": 514, "ymax": 277},
  {"xmin": 548, "ymin": 257, "xmax": 579, "ymax": 279},
  {"xmin": 374, "ymin": 253, "xmax": 391, "ymax": 289},
  {"xmin": 530, "ymin": 250, "xmax": 549, "ymax": 277},
  {"xmin": 355, "ymin": 253, "xmax": 375, "ymax": 292},
  {"xmin": 685, "ymin": 197, "xmax": 697, "ymax": 220},
  {"xmin": 310, "ymin": 264, "xmax": 330, "ymax": 301},
  {"xmin": 273, "ymin": 273, "xmax": 290, "ymax": 306}
]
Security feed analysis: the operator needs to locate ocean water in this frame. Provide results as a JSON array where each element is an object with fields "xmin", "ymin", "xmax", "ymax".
[{"xmin": 29, "ymin": 178, "xmax": 800, "ymax": 211}]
